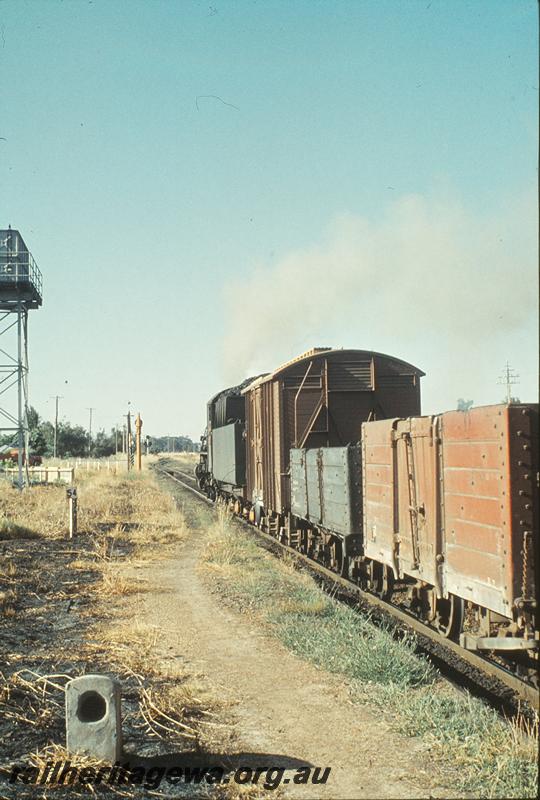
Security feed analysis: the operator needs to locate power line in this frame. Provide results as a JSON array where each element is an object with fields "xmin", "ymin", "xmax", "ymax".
[
  {"xmin": 86, "ymin": 407, "xmax": 95, "ymax": 455},
  {"xmin": 497, "ymin": 362, "xmax": 520, "ymax": 404},
  {"xmin": 50, "ymin": 395, "xmax": 64, "ymax": 458}
]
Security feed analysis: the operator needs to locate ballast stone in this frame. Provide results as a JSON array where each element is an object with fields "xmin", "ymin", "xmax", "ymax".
[{"xmin": 65, "ymin": 674, "xmax": 122, "ymax": 762}]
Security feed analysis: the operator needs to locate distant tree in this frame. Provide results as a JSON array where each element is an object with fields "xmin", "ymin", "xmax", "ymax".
[
  {"xmin": 57, "ymin": 422, "xmax": 88, "ymax": 457},
  {"xmin": 150, "ymin": 435, "xmax": 196, "ymax": 453},
  {"xmin": 27, "ymin": 406, "xmax": 40, "ymax": 430},
  {"xmin": 27, "ymin": 406, "xmax": 48, "ymax": 455},
  {"xmin": 93, "ymin": 429, "xmax": 115, "ymax": 458},
  {"xmin": 29, "ymin": 424, "xmax": 48, "ymax": 455},
  {"xmin": 0, "ymin": 406, "xmax": 49, "ymax": 453},
  {"xmin": 457, "ymin": 398, "xmax": 474, "ymax": 411},
  {"xmin": 39, "ymin": 421, "xmax": 55, "ymax": 456},
  {"xmin": 0, "ymin": 432, "xmax": 15, "ymax": 447}
]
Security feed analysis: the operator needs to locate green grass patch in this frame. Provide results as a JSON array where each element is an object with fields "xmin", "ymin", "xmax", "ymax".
[
  {"xmin": 201, "ymin": 512, "xmax": 538, "ymax": 799},
  {"xmin": 274, "ymin": 599, "xmax": 433, "ymax": 688},
  {"xmin": 371, "ymin": 683, "xmax": 538, "ymax": 798}
]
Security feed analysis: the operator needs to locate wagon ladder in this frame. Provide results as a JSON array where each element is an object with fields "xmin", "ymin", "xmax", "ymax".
[{"xmin": 404, "ymin": 432, "xmax": 421, "ymax": 569}]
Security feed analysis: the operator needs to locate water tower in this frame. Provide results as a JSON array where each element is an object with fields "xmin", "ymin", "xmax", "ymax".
[{"xmin": 0, "ymin": 227, "xmax": 43, "ymax": 488}]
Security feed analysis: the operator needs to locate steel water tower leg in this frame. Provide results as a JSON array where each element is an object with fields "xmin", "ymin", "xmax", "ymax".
[
  {"xmin": 23, "ymin": 311, "xmax": 30, "ymax": 488},
  {"xmin": 17, "ymin": 304, "xmax": 23, "ymax": 490}
]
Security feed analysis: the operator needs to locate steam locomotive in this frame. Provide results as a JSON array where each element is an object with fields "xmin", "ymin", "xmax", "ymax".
[{"xmin": 196, "ymin": 348, "xmax": 538, "ymax": 676}]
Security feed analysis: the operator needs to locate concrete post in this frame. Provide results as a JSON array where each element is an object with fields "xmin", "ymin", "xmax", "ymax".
[{"xmin": 65, "ymin": 675, "xmax": 122, "ymax": 762}]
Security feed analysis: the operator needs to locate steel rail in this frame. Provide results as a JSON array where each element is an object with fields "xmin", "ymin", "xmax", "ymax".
[
  {"xmin": 158, "ymin": 467, "xmax": 211, "ymax": 501},
  {"xmin": 157, "ymin": 466, "xmax": 539, "ymax": 710},
  {"xmin": 168, "ymin": 467, "xmax": 199, "ymax": 484}
]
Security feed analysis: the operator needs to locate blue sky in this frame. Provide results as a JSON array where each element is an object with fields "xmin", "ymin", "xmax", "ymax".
[{"xmin": 0, "ymin": 0, "xmax": 537, "ymax": 438}]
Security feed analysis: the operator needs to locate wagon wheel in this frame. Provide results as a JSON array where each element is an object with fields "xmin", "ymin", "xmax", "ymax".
[
  {"xmin": 254, "ymin": 503, "xmax": 263, "ymax": 527},
  {"xmin": 373, "ymin": 563, "xmax": 394, "ymax": 601},
  {"xmin": 310, "ymin": 538, "xmax": 322, "ymax": 563},
  {"xmin": 329, "ymin": 539, "xmax": 348, "ymax": 577},
  {"xmin": 434, "ymin": 594, "xmax": 464, "ymax": 640},
  {"xmin": 340, "ymin": 555, "xmax": 349, "ymax": 579}
]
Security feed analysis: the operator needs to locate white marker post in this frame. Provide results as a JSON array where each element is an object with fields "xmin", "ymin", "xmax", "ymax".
[{"xmin": 67, "ymin": 487, "xmax": 77, "ymax": 538}]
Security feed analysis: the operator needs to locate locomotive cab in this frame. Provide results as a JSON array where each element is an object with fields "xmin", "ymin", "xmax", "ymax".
[{"xmin": 199, "ymin": 375, "xmax": 266, "ymax": 501}]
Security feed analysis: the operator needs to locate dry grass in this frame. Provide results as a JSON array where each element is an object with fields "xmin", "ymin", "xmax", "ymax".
[
  {"xmin": 1, "ymin": 588, "xmax": 18, "ymax": 617},
  {"xmin": 86, "ymin": 616, "xmax": 227, "ymax": 759},
  {"xmin": 0, "ymin": 559, "xmax": 19, "ymax": 617},
  {"xmin": 78, "ymin": 472, "xmax": 188, "ymax": 562},
  {"xmin": 0, "ymin": 467, "xmax": 231, "ymax": 797},
  {"xmin": 68, "ymin": 558, "xmax": 101, "ymax": 572},
  {"xmin": 161, "ymin": 453, "xmax": 198, "ymax": 471},
  {"xmin": 91, "ymin": 614, "xmax": 223, "ymax": 716},
  {"xmin": 202, "ymin": 506, "xmax": 240, "ymax": 568},
  {"xmin": 0, "ymin": 517, "xmax": 41, "ymax": 540},
  {"xmin": 0, "ymin": 467, "xmax": 186, "ymax": 544},
  {"xmin": 1, "ymin": 471, "xmax": 187, "ymax": 616},
  {"xmin": 96, "ymin": 568, "xmax": 148, "ymax": 597},
  {"xmin": 0, "ymin": 559, "xmax": 18, "ymax": 577},
  {"xmin": 91, "ymin": 619, "xmax": 164, "ymax": 676},
  {"xmin": 210, "ymin": 783, "xmax": 284, "ymax": 800},
  {"xmin": 27, "ymin": 744, "xmax": 116, "ymax": 793},
  {"xmin": 0, "ymin": 482, "xmax": 67, "ymax": 539}
]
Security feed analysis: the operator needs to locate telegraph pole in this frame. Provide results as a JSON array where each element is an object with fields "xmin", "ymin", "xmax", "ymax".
[
  {"xmin": 135, "ymin": 413, "xmax": 142, "ymax": 471},
  {"xmin": 125, "ymin": 403, "xmax": 132, "ymax": 470},
  {"xmin": 86, "ymin": 407, "xmax": 95, "ymax": 455},
  {"xmin": 51, "ymin": 395, "xmax": 64, "ymax": 458},
  {"xmin": 498, "ymin": 362, "xmax": 520, "ymax": 404}
]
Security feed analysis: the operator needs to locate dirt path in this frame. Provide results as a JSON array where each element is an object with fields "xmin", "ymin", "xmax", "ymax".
[{"xmin": 125, "ymin": 492, "xmax": 444, "ymax": 799}]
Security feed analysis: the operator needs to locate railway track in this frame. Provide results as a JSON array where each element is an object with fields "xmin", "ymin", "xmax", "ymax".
[{"xmin": 157, "ymin": 464, "xmax": 539, "ymax": 714}]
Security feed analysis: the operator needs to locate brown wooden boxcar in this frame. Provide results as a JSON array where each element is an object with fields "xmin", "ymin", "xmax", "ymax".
[
  {"xmin": 243, "ymin": 348, "xmax": 424, "ymax": 516},
  {"xmin": 362, "ymin": 403, "xmax": 538, "ymax": 622}
]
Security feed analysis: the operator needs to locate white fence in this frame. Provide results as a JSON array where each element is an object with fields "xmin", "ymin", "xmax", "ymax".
[
  {"xmin": 1, "ymin": 466, "xmax": 75, "ymax": 484},
  {"xmin": 0, "ymin": 456, "xmax": 140, "ymax": 484},
  {"xmin": 65, "ymin": 458, "xmax": 131, "ymax": 473}
]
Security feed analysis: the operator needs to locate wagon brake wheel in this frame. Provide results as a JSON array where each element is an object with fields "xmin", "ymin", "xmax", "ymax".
[{"xmin": 434, "ymin": 594, "xmax": 464, "ymax": 640}]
